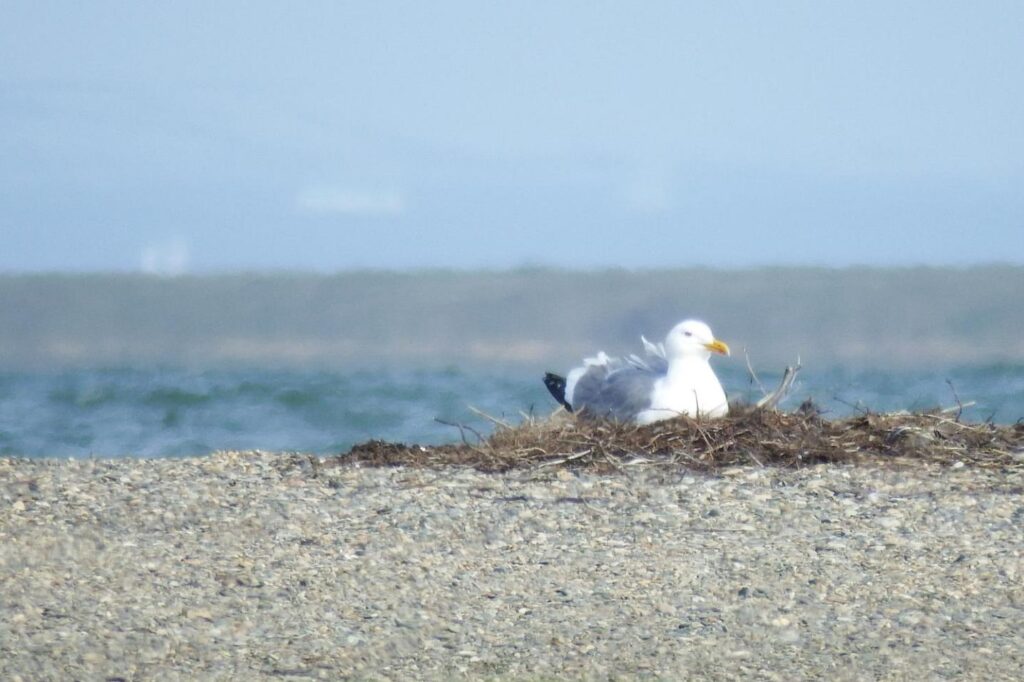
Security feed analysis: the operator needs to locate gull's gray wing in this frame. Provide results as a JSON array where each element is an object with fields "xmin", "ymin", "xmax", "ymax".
[
  {"xmin": 572, "ymin": 365, "xmax": 658, "ymax": 422},
  {"xmin": 626, "ymin": 336, "xmax": 668, "ymax": 373},
  {"xmin": 626, "ymin": 353, "xmax": 668, "ymax": 373}
]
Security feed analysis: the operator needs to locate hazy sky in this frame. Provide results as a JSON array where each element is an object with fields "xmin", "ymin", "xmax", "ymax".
[{"xmin": 3, "ymin": 2, "xmax": 1023, "ymax": 272}]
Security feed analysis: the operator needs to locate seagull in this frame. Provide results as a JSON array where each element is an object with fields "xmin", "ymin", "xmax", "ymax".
[{"xmin": 543, "ymin": 319, "xmax": 731, "ymax": 424}]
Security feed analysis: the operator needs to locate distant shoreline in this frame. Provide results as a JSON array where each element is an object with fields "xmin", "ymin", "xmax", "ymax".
[{"xmin": 2, "ymin": 266, "xmax": 1022, "ymax": 370}]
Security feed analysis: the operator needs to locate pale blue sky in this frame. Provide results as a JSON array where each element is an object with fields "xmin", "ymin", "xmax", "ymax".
[{"xmin": 2, "ymin": 1, "xmax": 1022, "ymax": 272}]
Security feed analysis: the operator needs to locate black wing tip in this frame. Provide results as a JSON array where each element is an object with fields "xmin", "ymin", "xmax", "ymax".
[{"xmin": 543, "ymin": 372, "xmax": 573, "ymax": 412}]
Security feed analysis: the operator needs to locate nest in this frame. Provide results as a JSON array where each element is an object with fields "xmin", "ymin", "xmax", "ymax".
[{"xmin": 339, "ymin": 403, "xmax": 1024, "ymax": 473}]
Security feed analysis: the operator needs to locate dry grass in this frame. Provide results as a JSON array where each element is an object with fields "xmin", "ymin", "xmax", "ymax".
[{"xmin": 338, "ymin": 404, "xmax": 1024, "ymax": 473}]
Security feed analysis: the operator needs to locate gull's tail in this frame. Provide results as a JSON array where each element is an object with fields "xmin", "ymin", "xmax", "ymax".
[{"xmin": 543, "ymin": 372, "xmax": 573, "ymax": 412}]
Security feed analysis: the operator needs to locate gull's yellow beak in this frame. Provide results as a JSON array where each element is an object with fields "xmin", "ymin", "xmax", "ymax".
[{"xmin": 705, "ymin": 339, "xmax": 731, "ymax": 356}]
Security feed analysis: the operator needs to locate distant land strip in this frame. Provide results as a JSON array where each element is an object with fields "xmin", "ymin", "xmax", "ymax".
[{"xmin": 1, "ymin": 267, "xmax": 1022, "ymax": 370}]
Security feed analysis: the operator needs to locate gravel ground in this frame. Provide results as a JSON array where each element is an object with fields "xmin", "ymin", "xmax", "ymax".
[{"xmin": 1, "ymin": 452, "xmax": 1022, "ymax": 680}]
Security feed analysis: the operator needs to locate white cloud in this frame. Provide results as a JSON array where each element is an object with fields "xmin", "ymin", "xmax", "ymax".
[
  {"xmin": 295, "ymin": 186, "xmax": 406, "ymax": 216},
  {"xmin": 140, "ymin": 238, "xmax": 190, "ymax": 276}
]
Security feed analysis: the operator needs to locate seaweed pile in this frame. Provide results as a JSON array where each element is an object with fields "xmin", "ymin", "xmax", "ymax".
[{"xmin": 341, "ymin": 404, "xmax": 1024, "ymax": 473}]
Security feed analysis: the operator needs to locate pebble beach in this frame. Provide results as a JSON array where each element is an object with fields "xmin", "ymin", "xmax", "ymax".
[{"xmin": 2, "ymin": 452, "xmax": 1022, "ymax": 680}]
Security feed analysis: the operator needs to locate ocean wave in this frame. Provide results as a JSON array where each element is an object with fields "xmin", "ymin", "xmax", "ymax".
[{"xmin": 1, "ymin": 364, "xmax": 1022, "ymax": 458}]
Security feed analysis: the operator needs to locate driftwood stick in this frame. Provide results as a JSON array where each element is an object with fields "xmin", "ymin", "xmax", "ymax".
[
  {"xmin": 937, "ymin": 401, "xmax": 976, "ymax": 415},
  {"xmin": 467, "ymin": 405, "xmax": 514, "ymax": 430},
  {"xmin": 744, "ymin": 348, "xmax": 767, "ymax": 396},
  {"xmin": 945, "ymin": 379, "xmax": 965, "ymax": 422},
  {"xmin": 434, "ymin": 418, "xmax": 485, "ymax": 445},
  {"xmin": 756, "ymin": 358, "xmax": 802, "ymax": 410}
]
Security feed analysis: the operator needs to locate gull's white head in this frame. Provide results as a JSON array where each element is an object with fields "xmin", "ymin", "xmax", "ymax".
[{"xmin": 664, "ymin": 319, "xmax": 731, "ymax": 361}]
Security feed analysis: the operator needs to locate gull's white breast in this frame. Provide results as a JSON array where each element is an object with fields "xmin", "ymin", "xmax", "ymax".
[{"xmin": 636, "ymin": 359, "xmax": 728, "ymax": 424}]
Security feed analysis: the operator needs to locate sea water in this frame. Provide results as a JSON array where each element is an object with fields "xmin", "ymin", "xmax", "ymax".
[{"xmin": 1, "ymin": 364, "xmax": 1022, "ymax": 458}]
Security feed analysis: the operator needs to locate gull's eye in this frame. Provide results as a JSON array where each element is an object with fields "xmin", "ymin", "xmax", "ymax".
[{"xmin": 683, "ymin": 331, "xmax": 692, "ymax": 337}]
